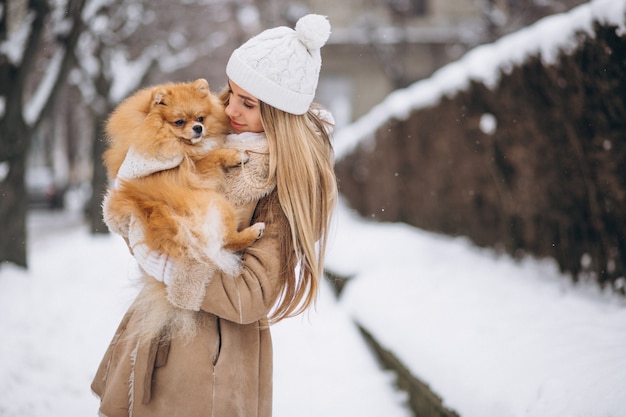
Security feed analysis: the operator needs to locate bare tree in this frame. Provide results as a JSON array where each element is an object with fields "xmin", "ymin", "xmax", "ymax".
[{"xmin": 0, "ymin": 0, "xmax": 87, "ymax": 267}]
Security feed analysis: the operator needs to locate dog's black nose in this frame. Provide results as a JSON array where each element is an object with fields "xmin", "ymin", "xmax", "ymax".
[{"xmin": 193, "ymin": 124, "xmax": 203, "ymax": 134}]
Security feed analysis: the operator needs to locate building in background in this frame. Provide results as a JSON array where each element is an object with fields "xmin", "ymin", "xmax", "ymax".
[{"xmin": 260, "ymin": 0, "xmax": 587, "ymax": 128}]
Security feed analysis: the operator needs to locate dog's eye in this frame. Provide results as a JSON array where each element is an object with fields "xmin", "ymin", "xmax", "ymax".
[
  {"xmin": 174, "ymin": 119, "xmax": 184, "ymax": 127},
  {"xmin": 197, "ymin": 116, "xmax": 204, "ymax": 123}
]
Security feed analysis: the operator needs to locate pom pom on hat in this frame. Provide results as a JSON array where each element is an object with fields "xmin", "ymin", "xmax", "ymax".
[
  {"xmin": 295, "ymin": 14, "xmax": 331, "ymax": 51},
  {"xmin": 226, "ymin": 14, "xmax": 331, "ymax": 115}
]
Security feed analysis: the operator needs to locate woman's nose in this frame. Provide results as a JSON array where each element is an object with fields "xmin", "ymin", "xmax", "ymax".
[{"xmin": 225, "ymin": 102, "xmax": 237, "ymax": 118}]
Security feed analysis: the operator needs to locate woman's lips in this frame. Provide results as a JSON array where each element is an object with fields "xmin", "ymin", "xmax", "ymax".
[{"xmin": 230, "ymin": 120, "xmax": 244, "ymax": 131}]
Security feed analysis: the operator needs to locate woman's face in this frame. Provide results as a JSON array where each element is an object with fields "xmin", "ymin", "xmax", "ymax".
[{"xmin": 225, "ymin": 80, "xmax": 264, "ymax": 134}]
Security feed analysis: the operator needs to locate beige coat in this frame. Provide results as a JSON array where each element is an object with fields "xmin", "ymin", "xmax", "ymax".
[{"xmin": 92, "ymin": 192, "xmax": 288, "ymax": 417}]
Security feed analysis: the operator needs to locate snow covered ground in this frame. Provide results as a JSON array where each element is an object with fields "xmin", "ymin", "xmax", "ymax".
[
  {"xmin": 323, "ymin": 3, "xmax": 626, "ymax": 413},
  {"xmin": 326, "ymin": 200, "xmax": 626, "ymax": 417},
  {"xmin": 0, "ymin": 206, "xmax": 411, "ymax": 417},
  {"xmin": 0, "ymin": 200, "xmax": 624, "ymax": 417}
]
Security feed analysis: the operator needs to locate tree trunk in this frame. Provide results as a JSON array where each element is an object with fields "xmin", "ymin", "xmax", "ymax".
[
  {"xmin": 88, "ymin": 112, "xmax": 109, "ymax": 234},
  {"xmin": 0, "ymin": 0, "xmax": 87, "ymax": 267},
  {"xmin": 0, "ymin": 123, "xmax": 29, "ymax": 267}
]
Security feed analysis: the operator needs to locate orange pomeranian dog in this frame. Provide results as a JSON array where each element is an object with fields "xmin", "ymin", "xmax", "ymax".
[{"xmin": 102, "ymin": 79, "xmax": 266, "ymax": 314}]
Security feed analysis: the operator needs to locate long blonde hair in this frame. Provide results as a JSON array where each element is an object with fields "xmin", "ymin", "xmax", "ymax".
[
  {"xmin": 220, "ymin": 88, "xmax": 337, "ymax": 322},
  {"xmin": 260, "ymin": 102, "xmax": 337, "ymax": 321}
]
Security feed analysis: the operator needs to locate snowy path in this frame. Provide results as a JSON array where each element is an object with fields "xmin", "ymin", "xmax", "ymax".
[
  {"xmin": 326, "ymin": 201, "xmax": 626, "ymax": 417},
  {"xmin": 0, "ymin": 209, "xmax": 410, "ymax": 417},
  {"xmin": 1, "ymin": 203, "xmax": 625, "ymax": 416}
]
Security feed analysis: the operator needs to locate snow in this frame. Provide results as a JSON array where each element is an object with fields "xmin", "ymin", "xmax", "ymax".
[
  {"xmin": 83, "ymin": 0, "xmax": 117, "ymax": 21},
  {"xmin": 334, "ymin": 0, "xmax": 626, "ymax": 160},
  {"xmin": 479, "ymin": 112, "xmax": 497, "ymax": 135},
  {"xmin": 0, "ymin": 11, "xmax": 34, "ymax": 66},
  {"xmin": 108, "ymin": 49, "xmax": 158, "ymax": 104},
  {"xmin": 326, "ymin": 201, "xmax": 626, "ymax": 417},
  {"xmin": 24, "ymin": 48, "xmax": 66, "ymax": 126},
  {"xmin": 0, "ymin": 199, "xmax": 624, "ymax": 417},
  {"xmin": 0, "ymin": 207, "xmax": 412, "ymax": 417},
  {"xmin": 0, "ymin": 161, "xmax": 9, "ymax": 182}
]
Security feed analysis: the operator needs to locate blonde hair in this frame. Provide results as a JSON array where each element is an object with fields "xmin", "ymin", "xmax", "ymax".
[
  {"xmin": 219, "ymin": 88, "xmax": 337, "ymax": 322},
  {"xmin": 260, "ymin": 102, "xmax": 337, "ymax": 321}
]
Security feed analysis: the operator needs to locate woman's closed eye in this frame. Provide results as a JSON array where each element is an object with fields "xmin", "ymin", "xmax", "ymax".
[{"xmin": 229, "ymin": 88, "xmax": 256, "ymax": 110}]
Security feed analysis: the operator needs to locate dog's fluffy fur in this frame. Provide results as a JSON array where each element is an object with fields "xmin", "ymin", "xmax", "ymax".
[{"xmin": 102, "ymin": 79, "xmax": 273, "ymax": 342}]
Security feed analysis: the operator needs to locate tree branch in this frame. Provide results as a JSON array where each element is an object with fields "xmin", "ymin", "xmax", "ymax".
[{"xmin": 28, "ymin": 0, "xmax": 87, "ymax": 130}]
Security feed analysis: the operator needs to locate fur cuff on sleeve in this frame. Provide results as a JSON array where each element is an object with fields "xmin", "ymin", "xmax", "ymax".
[
  {"xmin": 118, "ymin": 146, "xmax": 184, "ymax": 180},
  {"xmin": 223, "ymin": 133, "xmax": 276, "ymax": 206},
  {"xmin": 166, "ymin": 259, "xmax": 217, "ymax": 311},
  {"xmin": 166, "ymin": 251, "xmax": 244, "ymax": 311}
]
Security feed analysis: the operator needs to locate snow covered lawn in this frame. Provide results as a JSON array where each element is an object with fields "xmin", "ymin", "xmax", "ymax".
[
  {"xmin": 0, "ymin": 208, "xmax": 411, "ymax": 417},
  {"xmin": 327, "ymin": 201, "xmax": 626, "ymax": 417},
  {"xmin": 1, "ymin": 202, "xmax": 624, "ymax": 417}
]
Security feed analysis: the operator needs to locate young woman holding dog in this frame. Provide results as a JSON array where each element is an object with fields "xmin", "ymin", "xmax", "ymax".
[{"xmin": 92, "ymin": 14, "xmax": 337, "ymax": 417}]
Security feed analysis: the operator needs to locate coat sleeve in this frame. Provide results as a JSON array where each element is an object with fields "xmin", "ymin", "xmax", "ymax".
[
  {"xmin": 162, "ymin": 193, "xmax": 290, "ymax": 324},
  {"xmin": 198, "ymin": 218, "xmax": 284, "ymax": 324}
]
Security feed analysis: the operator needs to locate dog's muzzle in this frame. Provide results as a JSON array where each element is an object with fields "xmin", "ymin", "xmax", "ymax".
[{"xmin": 189, "ymin": 124, "xmax": 204, "ymax": 144}]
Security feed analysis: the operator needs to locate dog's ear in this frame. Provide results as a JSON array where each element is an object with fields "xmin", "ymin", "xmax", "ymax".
[
  {"xmin": 192, "ymin": 78, "xmax": 210, "ymax": 93},
  {"xmin": 152, "ymin": 88, "xmax": 167, "ymax": 106}
]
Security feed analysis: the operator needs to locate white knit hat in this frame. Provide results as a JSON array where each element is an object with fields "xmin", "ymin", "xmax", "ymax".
[{"xmin": 226, "ymin": 14, "xmax": 331, "ymax": 115}]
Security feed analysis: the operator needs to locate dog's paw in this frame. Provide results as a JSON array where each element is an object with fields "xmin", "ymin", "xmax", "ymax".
[
  {"xmin": 252, "ymin": 222, "xmax": 265, "ymax": 239},
  {"xmin": 240, "ymin": 151, "xmax": 250, "ymax": 165}
]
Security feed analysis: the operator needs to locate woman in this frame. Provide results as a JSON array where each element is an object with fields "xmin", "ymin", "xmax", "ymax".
[{"xmin": 91, "ymin": 14, "xmax": 337, "ymax": 417}]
